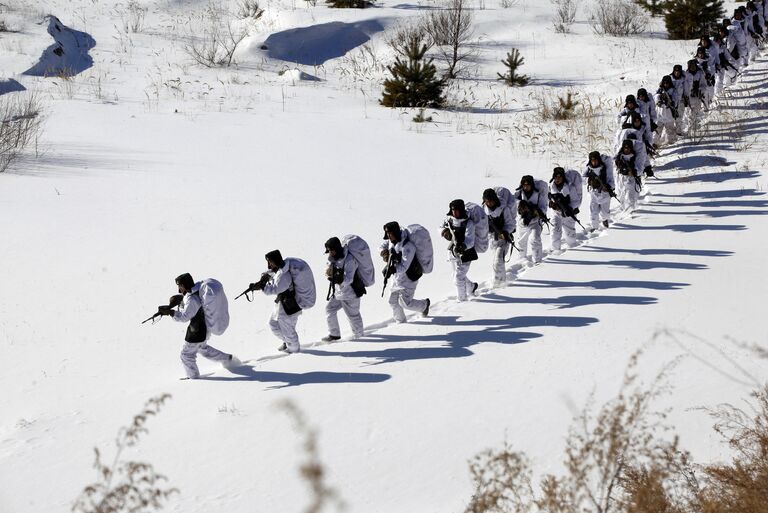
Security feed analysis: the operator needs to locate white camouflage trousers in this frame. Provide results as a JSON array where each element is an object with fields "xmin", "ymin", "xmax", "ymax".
[
  {"xmin": 326, "ymin": 296, "xmax": 364, "ymax": 338},
  {"xmin": 618, "ymin": 174, "xmax": 640, "ymax": 212},
  {"xmin": 491, "ymin": 240, "xmax": 510, "ymax": 285},
  {"xmin": 450, "ymin": 256, "xmax": 476, "ymax": 301},
  {"xmin": 516, "ymin": 220, "xmax": 543, "ymax": 263},
  {"xmin": 551, "ymin": 212, "xmax": 576, "ymax": 251},
  {"xmin": 388, "ymin": 284, "xmax": 428, "ymax": 323},
  {"xmin": 180, "ymin": 339, "xmax": 230, "ymax": 379},
  {"xmin": 589, "ymin": 191, "xmax": 611, "ymax": 229},
  {"xmin": 656, "ymin": 118, "xmax": 677, "ymax": 145},
  {"xmin": 269, "ymin": 302, "xmax": 302, "ymax": 353}
]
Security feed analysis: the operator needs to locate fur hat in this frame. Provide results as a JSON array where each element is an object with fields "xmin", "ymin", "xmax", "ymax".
[
  {"xmin": 265, "ymin": 250, "xmax": 284, "ymax": 269},
  {"xmin": 550, "ymin": 166, "xmax": 567, "ymax": 183},
  {"xmin": 175, "ymin": 273, "xmax": 194, "ymax": 291},
  {"xmin": 324, "ymin": 237, "xmax": 343, "ymax": 255},
  {"xmin": 383, "ymin": 221, "xmax": 401, "ymax": 241},
  {"xmin": 447, "ymin": 199, "xmax": 466, "ymax": 216}
]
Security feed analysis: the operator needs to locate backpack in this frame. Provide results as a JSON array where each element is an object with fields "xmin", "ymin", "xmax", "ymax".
[
  {"xmin": 341, "ymin": 234, "xmax": 375, "ymax": 287},
  {"xmin": 465, "ymin": 202, "xmax": 489, "ymax": 253},
  {"xmin": 286, "ymin": 257, "xmax": 316, "ymax": 309},
  {"xmin": 404, "ymin": 224, "xmax": 434, "ymax": 274},
  {"xmin": 197, "ymin": 279, "xmax": 230, "ymax": 336},
  {"xmin": 565, "ymin": 169, "xmax": 583, "ymax": 210},
  {"xmin": 494, "ymin": 186, "xmax": 515, "ymax": 211}
]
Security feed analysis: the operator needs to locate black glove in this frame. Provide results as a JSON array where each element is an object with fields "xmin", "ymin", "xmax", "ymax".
[
  {"xmin": 573, "ymin": 208, "xmax": 579, "ymax": 215},
  {"xmin": 250, "ymin": 277, "xmax": 267, "ymax": 291},
  {"xmin": 158, "ymin": 305, "xmax": 173, "ymax": 316},
  {"xmin": 441, "ymin": 228, "xmax": 452, "ymax": 241},
  {"xmin": 455, "ymin": 242, "xmax": 466, "ymax": 254}
]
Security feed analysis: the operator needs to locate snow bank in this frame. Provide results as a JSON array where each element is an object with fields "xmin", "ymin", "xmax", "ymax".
[
  {"xmin": 278, "ymin": 68, "xmax": 321, "ymax": 83},
  {"xmin": 23, "ymin": 16, "xmax": 95, "ymax": 77},
  {"xmin": 0, "ymin": 78, "xmax": 25, "ymax": 95},
  {"xmin": 264, "ymin": 19, "xmax": 385, "ymax": 65}
]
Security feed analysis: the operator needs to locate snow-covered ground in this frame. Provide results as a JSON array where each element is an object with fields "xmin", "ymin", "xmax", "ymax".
[{"xmin": 0, "ymin": 0, "xmax": 766, "ymax": 511}]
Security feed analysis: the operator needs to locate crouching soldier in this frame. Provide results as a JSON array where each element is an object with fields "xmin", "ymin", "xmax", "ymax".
[{"xmin": 158, "ymin": 273, "xmax": 235, "ymax": 379}]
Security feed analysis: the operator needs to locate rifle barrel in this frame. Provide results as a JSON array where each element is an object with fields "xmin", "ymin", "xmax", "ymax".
[{"xmin": 141, "ymin": 312, "xmax": 160, "ymax": 324}]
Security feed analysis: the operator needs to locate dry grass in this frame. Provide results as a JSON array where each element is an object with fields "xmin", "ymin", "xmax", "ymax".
[
  {"xmin": 277, "ymin": 400, "xmax": 346, "ymax": 513},
  {"xmin": 699, "ymin": 386, "xmax": 768, "ymax": 512},
  {"xmin": 465, "ymin": 344, "xmax": 768, "ymax": 513},
  {"xmin": 466, "ymin": 352, "xmax": 687, "ymax": 513},
  {"xmin": 72, "ymin": 394, "xmax": 177, "ymax": 513},
  {"xmin": 0, "ymin": 91, "xmax": 43, "ymax": 173}
]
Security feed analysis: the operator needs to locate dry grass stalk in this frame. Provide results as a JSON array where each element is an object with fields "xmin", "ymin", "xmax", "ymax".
[
  {"xmin": 0, "ymin": 92, "xmax": 43, "ymax": 173},
  {"xmin": 465, "ymin": 352, "xmax": 693, "ymax": 513},
  {"xmin": 700, "ymin": 385, "xmax": 768, "ymax": 512},
  {"xmin": 72, "ymin": 394, "xmax": 177, "ymax": 513},
  {"xmin": 277, "ymin": 400, "xmax": 346, "ymax": 513}
]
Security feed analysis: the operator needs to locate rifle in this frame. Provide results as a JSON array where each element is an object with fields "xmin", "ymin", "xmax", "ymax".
[
  {"xmin": 326, "ymin": 264, "xmax": 344, "ymax": 301},
  {"xmin": 585, "ymin": 169, "xmax": 617, "ymax": 199},
  {"xmin": 442, "ymin": 220, "xmax": 465, "ymax": 259},
  {"xmin": 235, "ymin": 273, "xmax": 271, "ymax": 302},
  {"xmin": 380, "ymin": 249, "xmax": 398, "ymax": 297},
  {"xmin": 487, "ymin": 214, "xmax": 517, "ymax": 262},
  {"xmin": 549, "ymin": 193, "xmax": 588, "ymax": 232},
  {"xmin": 518, "ymin": 200, "xmax": 550, "ymax": 230},
  {"xmin": 142, "ymin": 294, "xmax": 183, "ymax": 324}
]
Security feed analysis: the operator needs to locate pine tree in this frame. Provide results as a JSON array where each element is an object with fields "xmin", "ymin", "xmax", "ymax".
[
  {"xmin": 380, "ymin": 35, "xmax": 445, "ymax": 108},
  {"xmin": 497, "ymin": 48, "xmax": 529, "ymax": 87},
  {"xmin": 664, "ymin": 0, "xmax": 724, "ymax": 40},
  {"xmin": 634, "ymin": 0, "xmax": 664, "ymax": 17},
  {"xmin": 326, "ymin": 0, "xmax": 370, "ymax": 8}
]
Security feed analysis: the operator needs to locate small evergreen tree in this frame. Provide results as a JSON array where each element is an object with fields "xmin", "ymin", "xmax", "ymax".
[
  {"xmin": 553, "ymin": 92, "xmax": 580, "ymax": 120},
  {"xmin": 634, "ymin": 0, "xmax": 664, "ymax": 17},
  {"xmin": 497, "ymin": 48, "xmax": 529, "ymax": 87},
  {"xmin": 326, "ymin": 0, "xmax": 371, "ymax": 8},
  {"xmin": 664, "ymin": 0, "xmax": 724, "ymax": 40},
  {"xmin": 381, "ymin": 34, "xmax": 445, "ymax": 108}
]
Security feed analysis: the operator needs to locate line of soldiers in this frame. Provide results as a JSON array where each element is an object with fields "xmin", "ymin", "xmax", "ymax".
[{"xmin": 148, "ymin": 6, "xmax": 768, "ymax": 378}]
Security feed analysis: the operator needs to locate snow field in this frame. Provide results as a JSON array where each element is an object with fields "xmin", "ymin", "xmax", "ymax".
[{"xmin": 0, "ymin": 0, "xmax": 766, "ymax": 512}]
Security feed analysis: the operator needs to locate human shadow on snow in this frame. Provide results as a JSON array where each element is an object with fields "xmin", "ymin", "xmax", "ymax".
[
  {"xmin": 474, "ymin": 294, "xmax": 658, "ymax": 309},
  {"xmin": 514, "ymin": 278, "xmax": 689, "ymax": 291},
  {"xmin": 654, "ymin": 155, "xmax": 735, "ymax": 171},
  {"xmin": 576, "ymin": 246, "xmax": 733, "ymax": 258},
  {"xmin": 199, "ymin": 368, "xmax": 391, "ymax": 389},
  {"xmin": 651, "ymin": 190, "xmax": 765, "ymax": 200},
  {"xmin": 303, "ymin": 315, "xmax": 598, "ymax": 366},
  {"xmin": 546, "ymin": 256, "xmax": 709, "ymax": 270},
  {"xmin": 610, "ymin": 223, "xmax": 747, "ymax": 233},
  {"xmin": 635, "ymin": 207, "xmax": 768, "ymax": 219}
]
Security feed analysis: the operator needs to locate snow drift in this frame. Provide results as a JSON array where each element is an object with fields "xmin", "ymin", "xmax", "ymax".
[
  {"xmin": 264, "ymin": 20, "xmax": 385, "ymax": 65},
  {"xmin": 23, "ymin": 16, "xmax": 95, "ymax": 77}
]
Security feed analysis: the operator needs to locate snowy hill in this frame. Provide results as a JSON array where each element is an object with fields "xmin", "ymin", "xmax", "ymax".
[{"xmin": 0, "ymin": 0, "xmax": 766, "ymax": 512}]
